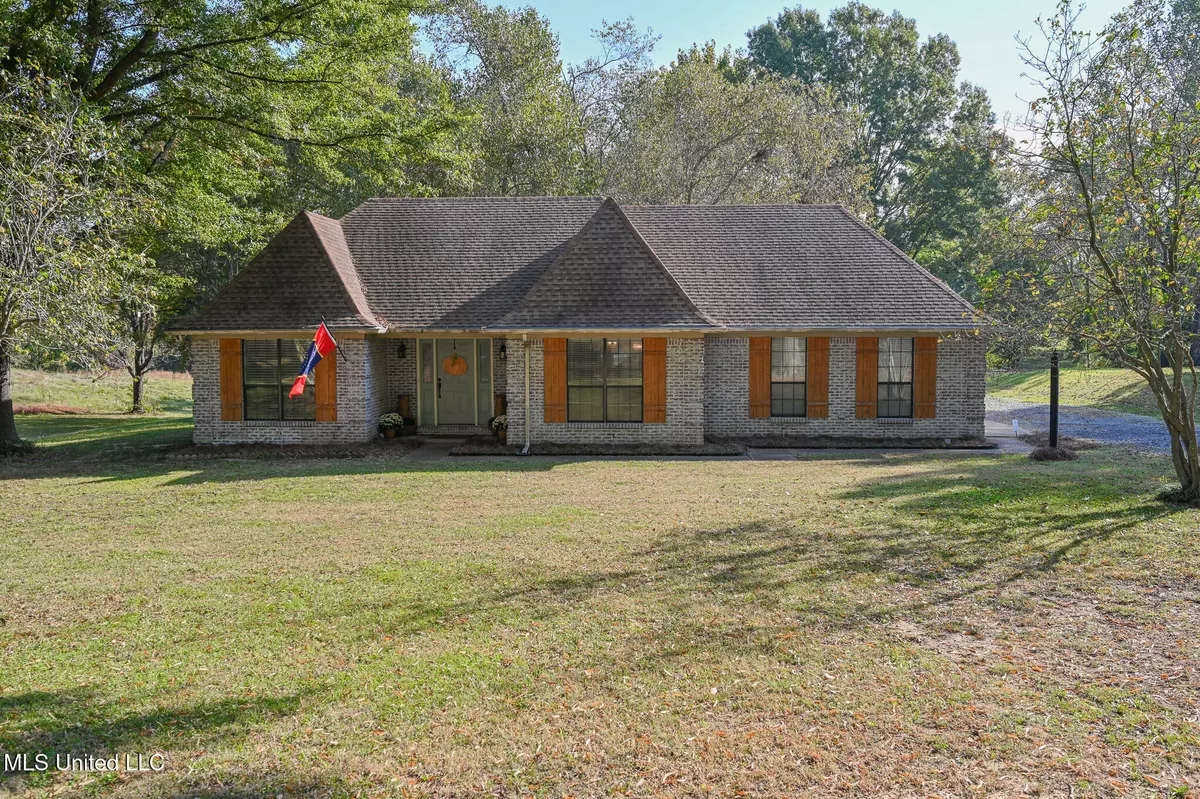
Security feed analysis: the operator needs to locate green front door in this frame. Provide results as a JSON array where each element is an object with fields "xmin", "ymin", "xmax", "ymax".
[{"xmin": 436, "ymin": 339, "xmax": 476, "ymax": 425}]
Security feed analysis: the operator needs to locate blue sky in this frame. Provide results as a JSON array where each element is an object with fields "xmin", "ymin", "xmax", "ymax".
[{"xmin": 523, "ymin": 0, "xmax": 1128, "ymax": 125}]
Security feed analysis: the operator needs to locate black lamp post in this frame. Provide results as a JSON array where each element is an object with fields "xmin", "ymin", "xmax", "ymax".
[{"xmin": 1049, "ymin": 350, "xmax": 1060, "ymax": 448}]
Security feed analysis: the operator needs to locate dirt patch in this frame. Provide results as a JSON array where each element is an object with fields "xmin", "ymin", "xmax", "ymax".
[
  {"xmin": 449, "ymin": 437, "xmax": 746, "ymax": 456},
  {"xmin": 712, "ymin": 434, "xmax": 995, "ymax": 449},
  {"xmin": 14, "ymin": 403, "xmax": 88, "ymax": 415},
  {"xmin": 1029, "ymin": 445, "xmax": 1078, "ymax": 461},
  {"xmin": 1020, "ymin": 431, "xmax": 1103, "ymax": 451},
  {"xmin": 169, "ymin": 438, "xmax": 421, "ymax": 461},
  {"xmin": 531, "ymin": 440, "xmax": 746, "ymax": 456}
]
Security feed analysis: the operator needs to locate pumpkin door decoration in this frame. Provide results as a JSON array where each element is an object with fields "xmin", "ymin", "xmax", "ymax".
[{"xmin": 442, "ymin": 352, "xmax": 469, "ymax": 376}]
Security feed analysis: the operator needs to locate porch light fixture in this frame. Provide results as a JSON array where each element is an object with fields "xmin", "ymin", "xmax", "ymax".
[
  {"xmin": 498, "ymin": 341, "xmax": 507, "ymax": 360},
  {"xmin": 397, "ymin": 342, "xmax": 407, "ymax": 359}
]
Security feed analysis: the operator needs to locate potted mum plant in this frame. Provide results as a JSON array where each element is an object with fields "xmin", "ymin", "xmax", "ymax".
[
  {"xmin": 378, "ymin": 413, "xmax": 404, "ymax": 439},
  {"xmin": 490, "ymin": 414, "xmax": 508, "ymax": 443}
]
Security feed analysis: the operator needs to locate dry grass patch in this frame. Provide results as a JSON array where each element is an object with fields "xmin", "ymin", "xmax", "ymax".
[{"xmin": 1, "ymin": 416, "xmax": 1198, "ymax": 798}]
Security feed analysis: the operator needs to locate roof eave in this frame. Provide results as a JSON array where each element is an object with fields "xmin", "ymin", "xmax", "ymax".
[{"xmin": 168, "ymin": 325, "xmax": 387, "ymax": 337}]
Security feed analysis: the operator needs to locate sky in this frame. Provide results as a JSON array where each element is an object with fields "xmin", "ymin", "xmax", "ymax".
[{"xmin": 521, "ymin": 0, "xmax": 1129, "ymax": 126}]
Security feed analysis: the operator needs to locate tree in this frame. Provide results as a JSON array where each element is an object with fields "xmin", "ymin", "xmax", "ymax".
[
  {"xmin": 107, "ymin": 265, "xmax": 190, "ymax": 413},
  {"xmin": 432, "ymin": 0, "xmax": 591, "ymax": 195},
  {"xmin": 1012, "ymin": 0, "xmax": 1200, "ymax": 500},
  {"xmin": 1, "ymin": 0, "xmax": 466, "ymax": 200},
  {"xmin": 603, "ymin": 45, "xmax": 866, "ymax": 207},
  {"xmin": 3, "ymin": 0, "xmax": 472, "ymax": 406},
  {"xmin": 0, "ymin": 71, "xmax": 148, "ymax": 450},
  {"xmin": 747, "ymin": 4, "xmax": 1009, "ymax": 276},
  {"xmin": 565, "ymin": 19, "xmax": 659, "ymax": 185}
]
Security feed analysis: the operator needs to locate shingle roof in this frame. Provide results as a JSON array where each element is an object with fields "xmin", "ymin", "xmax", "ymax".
[
  {"xmin": 172, "ymin": 197, "xmax": 980, "ymax": 334},
  {"xmin": 622, "ymin": 204, "xmax": 978, "ymax": 329},
  {"xmin": 172, "ymin": 212, "xmax": 379, "ymax": 331},
  {"xmin": 493, "ymin": 199, "xmax": 712, "ymax": 329},
  {"xmin": 339, "ymin": 196, "xmax": 605, "ymax": 329}
]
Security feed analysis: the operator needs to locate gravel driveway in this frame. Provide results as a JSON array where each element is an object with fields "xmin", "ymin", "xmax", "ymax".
[{"xmin": 986, "ymin": 396, "xmax": 1187, "ymax": 452}]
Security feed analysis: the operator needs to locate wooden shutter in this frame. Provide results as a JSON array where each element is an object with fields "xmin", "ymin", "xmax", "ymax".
[
  {"xmin": 543, "ymin": 338, "xmax": 567, "ymax": 423},
  {"xmin": 855, "ymin": 337, "xmax": 878, "ymax": 419},
  {"xmin": 807, "ymin": 336, "xmax": 829, "ymax": 418},
  {"xmin": 315, "ymin": 347, "xmax": 337, "ymax": 422},
  {"xmin": 749, "ymin": 337, "xmax": 772, "ymax": 418},
  {"xmin": 913, "ymin": 336, "xmax": 938, "ymax": 419},
  {"xmin": 642, "ymin": 338, "xmax": 667, "ymax": 423},
  {"xmin": 218, "ymin": 338, "xmax": 243, "ymax": 421}
]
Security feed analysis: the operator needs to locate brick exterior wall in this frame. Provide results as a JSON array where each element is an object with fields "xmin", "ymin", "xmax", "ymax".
[
  {"xmin": 385, "ymin": 337, "xmax": 418, "ymax": 416},
  {"xmin": 505, "ymin": 337, "xmax": 704, "ymax": 448},
  {"xmin": 191, "ymin": 337, "xmax": 381, "ymax": 445},
  {"xmin": 192, "ymin": 332, "xmax": 984, "ymax": 447},
  {"xmin": 703, "ymin": 335, "xmax": 985, "ymax": 440}
]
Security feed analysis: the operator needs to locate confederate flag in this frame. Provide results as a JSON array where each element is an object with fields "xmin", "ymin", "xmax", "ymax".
[{"xmin": 289, "ymin": 323, "xmax": 337, "ymax": 398}]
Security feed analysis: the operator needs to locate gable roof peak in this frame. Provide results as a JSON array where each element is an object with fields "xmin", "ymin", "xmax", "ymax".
[{"xmin": 490, "ymin": 196, "xmax": 714, "ymax": 330}]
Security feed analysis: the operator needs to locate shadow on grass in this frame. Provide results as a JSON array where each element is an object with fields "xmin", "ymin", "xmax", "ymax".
[
  {"xmin": 0, "ymin": 687, "xmax": 309, "ymax": 782},
  {"xmin": 327, "ymin": 454, "xmax": 1190, "ymax": 652}
]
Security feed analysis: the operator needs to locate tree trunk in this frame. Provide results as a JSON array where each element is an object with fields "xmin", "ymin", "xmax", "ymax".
[
  {"xmin": 131, "ymin": 372, "xmax": 144, "ymax": 413},
  {"xmin": 1166, "ymin": 423, "xmax": 1200, "ymax": 502},
  {"xmin": 0, "ymin": 338, "xmax": 23, "ymax": 450}
]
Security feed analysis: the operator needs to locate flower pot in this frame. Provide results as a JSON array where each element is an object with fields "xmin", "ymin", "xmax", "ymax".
[
  {"xmin": 497, "ymin": 429, "xmax": 507, "ymax": 444},
  {"xmin": 383, "ymin": 428, "xmax": 397, "ymax": 439}
]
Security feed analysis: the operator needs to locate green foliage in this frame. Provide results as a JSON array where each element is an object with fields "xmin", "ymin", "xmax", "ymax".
[
  {"xmin": 1002, "ymin": 0, "xmax": 1200, "ymax": 498},
  {"xmin": 432, "ymin": 1, "xmax": 592, "ymax": 195},
  {"xmin": 1, "ymin": 0, "xmax": 473, "ymax": 315},
  {"xmin": 0, "ymin": 69, "xmax": 158, "ymax": 443},
  {"xmin": 604, "ymin": 44, "xmax": 867, "ymax": 207},
  {"xmin": 747, "ymin": 3, "xmax": 1010, "ymax": 285}
]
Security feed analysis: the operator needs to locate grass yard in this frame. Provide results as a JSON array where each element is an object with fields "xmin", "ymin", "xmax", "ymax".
[
  {"xmin": 987, "ymin": 366, "xmax": 1196, "ymax": 418},
  {"xmin": 12, "ymin": 368, "xmax": 193, "ymax": 415},
  {"xmin": 1, "ymin": 414, "xmax": 1198, "ymax": 798}
]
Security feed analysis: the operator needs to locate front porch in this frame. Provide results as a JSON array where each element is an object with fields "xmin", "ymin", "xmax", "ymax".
[{"xmin": 385, "ymin": 336, "xmax": 508, "ymax": 434}]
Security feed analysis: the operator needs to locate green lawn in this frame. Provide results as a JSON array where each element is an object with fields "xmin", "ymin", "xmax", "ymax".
[
  {"xmin": 12, "ymin": 368, "xmax": 193, "ymax": 415},
  {"xmin": 1, "ymin": 413, "xmax": 1197, "ymax": 798},
  {"xmin": 987, "ymin": 365, "xmax": 1196, "ymax": 418}
]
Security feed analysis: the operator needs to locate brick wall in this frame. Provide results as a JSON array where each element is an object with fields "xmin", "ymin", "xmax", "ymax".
[
  {"xmin": 505, "ymin": 337, "xmax": 704, "ymax": 448},
  {"xmin": 191, "ymin": 337, "xmax": 381, "ymax": 445},
  {"xmin": 385, "ymin": 337, "xmax": 418, "ymax": 415},
  {"xmin": 703, "ymin": 334, "xmax": 985, "ymax": 440},
  {"xmin": 193, "ymin": 332, "xmax": 984, "ymax": 447}
]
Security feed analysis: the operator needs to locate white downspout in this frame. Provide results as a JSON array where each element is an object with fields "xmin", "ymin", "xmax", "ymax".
[{"xmin": 521, "ymin": 334, "xmax": 531, "ymax": 455}]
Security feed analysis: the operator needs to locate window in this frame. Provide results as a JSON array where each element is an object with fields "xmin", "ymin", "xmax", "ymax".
[
  {"xmin": 567, "ymin": 339, "xmax": 643, "ymax": 422},
  {"xmin": 242, "ymin": 339, "xmax": 316, "ymax": 421},
  {"xmin": 878, "ymin": 337, "xmax": 914, "ymax": 418},
  {"xmin": 771, "ymin": 337, "xmax": 807, "ymax": 416}
]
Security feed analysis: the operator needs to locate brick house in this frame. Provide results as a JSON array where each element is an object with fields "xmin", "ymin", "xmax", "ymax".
[{"xmin": 170, "ymin": 196, "xmax": 985, "ymax": 449}]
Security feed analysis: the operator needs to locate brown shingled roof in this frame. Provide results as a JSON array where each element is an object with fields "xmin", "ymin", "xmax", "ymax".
[
  {"xmin": 622, "ymin": 204, "xmax": 978, "ymax": 329},
  {"xmin": 172, "ymin": 212, "xmax": 380, "ymax": 332},
  {"xmin": 492, "ymin": 199, "xmax": 713, "ymax": 330},
  {"xmin": 171, "ymin": 197, "xmax": 980, "ymax": 334}
]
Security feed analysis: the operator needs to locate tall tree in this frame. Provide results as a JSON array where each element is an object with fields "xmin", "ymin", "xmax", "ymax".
[
  {"xmin": 0, "ymin": 72, "xmax": 149, "ymax": 449},
  {"xmin": 603, "ymin": 45, "xmax": 866, "ymax": 207},
  {"xmin": 2, "ymin": 0, "xmax": 470, "ymax": 406},
  {"xmin": 1011, "ymin": 0, "xmax": 1200, "ymax": 500},
  {"xmin": 432, "ymin": 0, "xmax": 591, "ymax": 195},
  {"xmin": 747, "ymin": 4, "xmax": 1009, "ymax": 271},
  {"xmin": 565, "ymin": 19, "xmax": 659, "ymax": 186}
]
